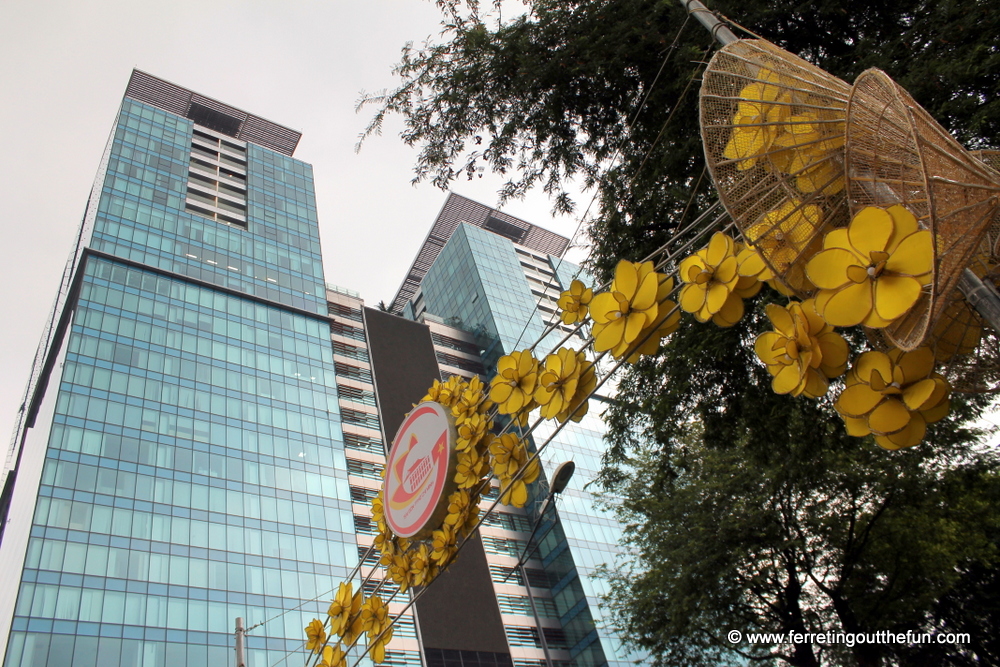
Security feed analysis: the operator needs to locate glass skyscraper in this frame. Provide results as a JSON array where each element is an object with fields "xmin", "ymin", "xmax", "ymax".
[
  {"xmin": 0, "ymin": 72, "xmax": 356, "ymax": 667},
  {"xmin": 394, "ymin": 194, "xmax": 639, "ymax": 667}
]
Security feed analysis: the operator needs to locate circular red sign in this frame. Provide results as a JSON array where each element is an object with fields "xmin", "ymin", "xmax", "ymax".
[{"xmin": 384, "ymin": 402, "xmax": 456, "ymax": 538}]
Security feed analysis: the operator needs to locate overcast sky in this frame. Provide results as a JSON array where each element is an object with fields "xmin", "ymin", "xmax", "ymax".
[{"xmin": 0, "ymin": 0, "xmax": 591, "ymax": 444}]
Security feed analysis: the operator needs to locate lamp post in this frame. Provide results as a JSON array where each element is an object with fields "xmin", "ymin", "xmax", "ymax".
[{"xmin": 503, "ymin": 461, "xmax": 575, "ymax": 667}]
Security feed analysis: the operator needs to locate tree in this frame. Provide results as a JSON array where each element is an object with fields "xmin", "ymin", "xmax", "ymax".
[{"xmin": 363, "ymin": 1, "xmax": 1000, "ymax": 664}]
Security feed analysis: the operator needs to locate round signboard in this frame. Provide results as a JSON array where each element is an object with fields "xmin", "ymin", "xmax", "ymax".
[{"xmin": 383, "ymin": 401, "xmax": 458, "ymax": 539}]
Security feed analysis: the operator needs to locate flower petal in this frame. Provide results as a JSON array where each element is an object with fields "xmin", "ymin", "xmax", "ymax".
[
  {"xmin": 706, "ymin": 232, "xmax": 733, "ymax": 267},
  {"xmin": 894, "ymin": 347, "xmax": 935, "ymax": 385},
  {"xmin": 766, "ymin": 303, "xmax": 795, "ymax": 337},
  {"xmin": 902, "ymin": 377, "xmax": 938, "ymax": 411},
  {"xmin": 874, "ymin": 413, "xmax": 926, "ymax": 450},
  {"xmin": 867, "ymin": 398, "xmax": 911, "ymax": 435},
  {"xmin": 885, "ymin": 230, "xmax": 933, "ymax": 277},
  {"xmin": 772, "ymin": 362, "xmax": 804, "ymax": 395},
  {"xmin": 885, "ymin": 205, "xmax": 919, "ymax": 251},
  {"xmin": 679, "ymin": 284, "xmax": 707, "ymax": 314},
  {"xmin": 614, "ymin": 260, "xmax": 639, "ymax": 299},
  {"xmin": 836, "ymin": 382, "xmax": 883, "ymax": 417},
  {"xmin": 807, "ymin": 248, "xmax": 859, "ymax": 290},
  {"xmin": 848, "ymin": 207, "xmax": 894, "ymax": 256},
  {"xmin": 706, "ymin": 281, "xmax": 730, "ymax": 314},
  {"xmin": 819, "ymin": 281, "xmax": 872, "ymax": 327},
  {"xmin": 872, "ymin": 275, "xmax": 922, "ymax": 322}
]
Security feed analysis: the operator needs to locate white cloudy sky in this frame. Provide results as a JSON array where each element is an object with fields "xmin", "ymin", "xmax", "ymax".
[{"xmin": 0, "ymin": 0, "xmax": 591, "ymax": 443}]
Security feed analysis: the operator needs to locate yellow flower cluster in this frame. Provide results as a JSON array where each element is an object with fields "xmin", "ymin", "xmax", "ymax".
[
  {"xmin": 835, "ymin": 348, "xmax": 950, "ymax": 450},
  {"xmin": 723, "ymin": 68, "xmax": 844, "ymax": 196},
  {"xmin": 754, "ymin": 299, "xmax": 849, "ymax": 398},
  {"xmin": 489, "ymin": 432, "xmax": 541, "ymax": 507},
  {"xmin": 806, "ymin": 205, "xmax": 932, "ymax": 328},
  {"xmin": 305, "ymin": 586, "xmax": 394, "ymax": 665},
  {"xmin": 679, "ymin": 233, "xmax": 761, "ymax": 327},
  {"xmin": 590, "ymin": 259, "xmax": 681, "ymax": 358}
]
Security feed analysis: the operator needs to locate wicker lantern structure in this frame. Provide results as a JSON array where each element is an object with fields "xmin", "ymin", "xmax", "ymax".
[
  {"xmin": 700, "ymin": 39, "xmax": 852, "ymax": 295},
  {"xmin": 845, "ymin": 68, "xmax": 1000, "ymax": 351}
]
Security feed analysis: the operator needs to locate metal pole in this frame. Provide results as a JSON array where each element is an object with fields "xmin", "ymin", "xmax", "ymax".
[
  {"xmin": 520, "ymin": 562, "xmax": 553, "ymax": 667},
  {"xmin": 677, "ymin": 0, "xmax": 1000, "ymax": 335},
  {"xmin": 235, "ymin": 617, "xmax": 246, "ymax": 667}
]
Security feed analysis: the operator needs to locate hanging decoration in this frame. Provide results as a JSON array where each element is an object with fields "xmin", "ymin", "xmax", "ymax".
[
  {"xmin": 844, "ymin": 68, "xmax": 1000, "ymax": 349},
  {"xmin": 700, "ymin": 39, "xmax": 851, "ymax": 295}
]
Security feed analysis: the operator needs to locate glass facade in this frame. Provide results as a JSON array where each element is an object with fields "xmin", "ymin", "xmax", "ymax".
[
  {"xmin": 2, "ymin": 93, "xmax": 353, "ymax": 667},
  {"xmin": 409, "ymin": 221, "xmax": 641, "ymax": 667}
]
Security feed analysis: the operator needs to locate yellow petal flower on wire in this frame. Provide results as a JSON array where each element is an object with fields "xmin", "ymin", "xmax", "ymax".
[
  {"xmin": 369, "ymin": 626, "xmax": 394, "ymax": 664},
  {"xmin": 327, "ymin": 582, "xmax": 357, "ymax": 637},
  {"xmin": 454, "ymin": 447, "xmax": 487, "ymax": 489},
  {"xmin": 388, "ymin": 551, "xmax": 412, "ymax": 592},
  {"xmin": 754, "ymin": 299, "xmax": 850, "ymax": 398},
  {"xmin": 489, "ymin": 350, "xmax": 539, "ymax": 417},
  {"xmin": 737, "ymin": 243, "xmax": 776, "ymax": 282},
  {"xmin": 723, "ymin": 73, "xmax": 783, "ymax": 170},
  {"xmin": 834, "ymin": 347, "xmax": 950, "ymax": 450},
  {"xmin": 678, "ymin": 232, "xmax": 747, "ymax": 327},
  {"xmin": 321, "ymin": 644, "xmax": 346, "ymax": 667},
  {"xmin": 430, "ymin": 522, "xmax": 458, "ymax": 566},
  {"xmin": 557, "ymin": 279, "xmax": 593, "ymax": 324},
  {"xmin": 456, "ymin": 412, "xmax": 491, "ymax": 452},
  {"xmin": 409, "ymin": 543, "xmax": 433, "ymax": 587},
  {"xmin": 747, "ymin": 200, "xmax": 823, "ymax": 286},
  {"xmin": 806, "ymin": 205, "xmax": 933, "ymax": 328},
  {"xmin": 499, "ymin": 460, "xmax": 540, "ymax": 508},
  {"xmin": 305, "ymin": 619, "xmax": 327, "ymax": 653},
  {"xmin": 534, "ymin": 347, "xmax": 585, "ymax": 419},
  {"xmin": 360, "ymin": 595, "xmax": 390, "ymax": 640},
  {"xmin": 556, "ymin": 355, "xmax": 597, "ymax": 422},
  {"xmin": 591, "ymin": 260, "xmax": 664, "ymax": 353}
]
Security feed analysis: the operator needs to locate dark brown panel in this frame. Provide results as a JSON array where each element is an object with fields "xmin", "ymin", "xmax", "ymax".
[{"xmin": 362, "ymin": 307, "xmax": 510, "ymax": 655}]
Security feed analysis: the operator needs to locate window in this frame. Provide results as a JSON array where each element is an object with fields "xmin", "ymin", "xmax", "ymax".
[
  {"xmin": 347, "ymin": 458, "xmax": 384, "ymax": 480},
  {"xmin": 184, "ymin": 126, "xmax": 248, "ymax": 229},
  {"xmin": 482, "ymin": 511, "xmax": 532, "ymax": 532},
  {"xmin": 344, "ymin": 433, "xmax": 384, "ymax": 454},
  {"xmin": 351, "ymin": 486, "xmax": 380, "ymax": 505}
]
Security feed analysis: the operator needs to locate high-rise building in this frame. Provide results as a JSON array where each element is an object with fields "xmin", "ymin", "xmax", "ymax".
[
  {"xmin": 391, "ymin": 194, "xmax": 637, "ymax": 667},
  {"xmin": 0, "ymin": 71, "xmax": 361, "ymax": 667}
]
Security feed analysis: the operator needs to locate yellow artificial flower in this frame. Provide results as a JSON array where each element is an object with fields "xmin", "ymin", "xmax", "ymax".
[
  {"xmin": 451, "ymin": 378, "xmax": 489, "ymax": 422},
  {"xmin": 456, "ymin": 412, "xmax": 491, "ymax": 452},
  {"xmin": 360, "ymin": 595, "xmax": 390, "ymax": 640},
  {"xmin": 370, "ymin": 492, "xmax": 385, "ymax": 532},
  {"xmin": 454, "ymin": 447, "xmax": 488, "ymax": 489},
  {"xmin": 736, "ymin": 243, "xmax": 776, "ymax": 282},
  {"xmin": 374, "ymin": 530, "xmax": 397, "ymax": 566},
  {"xmin": 443, "ymin": 488, "xmax": 471, "ymax": 528},
  {"xmin": 489, "ymin": 350, "xmax": 539, "ymax": 416},
  {"xmin": 409, "ymin": 544, "xmax": 433, "ymax": 587},
  {"xmin": 558, "ymin": 279, "xmax": 594, "ymax": 324},
  {"xmin": 327, "ymin": 582, "xmax": 359, "ymax": 638},
  {"xmin": 679, "ymin": 232, "xmax": 757, "ymax": 327},
  {"xmin": 806, "ymin": 205, "xmax": 933, "ymax": 328},
  {"xmin": 747, "ymin": 200, "xmax": 823, "ymax": 289},
  {"xmin": 321, "ymin": 644, "xmax": 346, "ymax": 667},
  {"xmin": 388, "ymin": 551, "xmax": 412, "ymax": 592},
  {"xmin": 722, "ymin": 71, "xmax": 787, "ymax": 170},
  {"xmin": 754, "ymin": 299, "xmax": 849, "ymax": 398},
  {"xmin": 834, "ymin": 347, "xmax": 950, "ymax": 450},
  {"xmin": 769, "ymin": 113, "xmax": 845, "ymax": 196},
  {"xmin": 534, "ymin": 348, "xmax": 587, "ymax": 419},
  {"xmin": 369, "ymin": 626, "xmax": 394, "ymax": 663},
  {"xmin": 305, "ymin": 619, "xmax": 327, "ymax": 654},
  {"xmin": 591, "ymin": 260, "xmax": 664, "ymax": 352},
  {"xmin": 556, "ymin": 356, "xmax": 596, "ymax": 421},
  {"xmin": 489, "ymin": 433, "xmax": 540, "ymax": 507},
  {"xmin": 422, "ymin": 375, "xmax": 464, "ymax": 407},
  {"xmin": 430, "ymin": 523, "xmax": 458, "ymax": 566}
]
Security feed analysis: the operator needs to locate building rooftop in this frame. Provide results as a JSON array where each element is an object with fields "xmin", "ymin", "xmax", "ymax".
[
  {"xmin": 389, "ymin": 193, "xmax": 570, "ymax": 314},
  {"xmin": 124, "ymin": 70, "xmax": 301, "ymax": 156}
]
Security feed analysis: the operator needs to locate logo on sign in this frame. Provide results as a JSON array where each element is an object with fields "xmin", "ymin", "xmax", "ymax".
[{"xmin": 384, "ymin": 402, "xmax": 456, "ymax": 538}]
